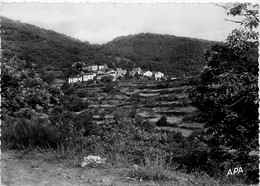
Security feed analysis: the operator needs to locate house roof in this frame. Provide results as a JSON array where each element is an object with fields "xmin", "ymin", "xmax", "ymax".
[
  {"xmin": 107, "ymin": 70, "xmax": 116, "ymax": 73},
  {"xmin": 82, "ymin": 72, "xmax": 96, "ymax": 75},
  {"xmin": 69, "ymin": 75, "xmax": 82, "ymax": 79},
  {"xmin": 155, "ymin": 71, "xmax": 164, "ymax": 75}
]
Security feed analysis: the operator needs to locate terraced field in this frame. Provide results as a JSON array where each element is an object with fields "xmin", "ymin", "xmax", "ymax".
[{"xmin": 77, "ymin": 79, "xmax": 204, "ymax": 137}]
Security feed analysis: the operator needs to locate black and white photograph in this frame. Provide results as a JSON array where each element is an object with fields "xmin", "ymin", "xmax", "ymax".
[{"xmin": 1, "ymin": 0, "xmax": 259, "ymax": 185}]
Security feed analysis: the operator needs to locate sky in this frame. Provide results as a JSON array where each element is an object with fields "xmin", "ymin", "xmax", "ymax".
[{"xmin": 0, "ymin": 2, "xmax": 241, "ymax": 44}]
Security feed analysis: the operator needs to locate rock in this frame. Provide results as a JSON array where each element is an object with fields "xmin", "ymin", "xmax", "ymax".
[{"xmin": 81, "ymin": 155, "xmax": 106, "ymax": 167}]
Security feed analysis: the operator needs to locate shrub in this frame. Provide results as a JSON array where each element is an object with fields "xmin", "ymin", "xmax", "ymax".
[
  {"xmin": 41, "ymin": 72, "xmax": 55, "ymax": 84},
  {"xmin": 126, "ymin": 155, "xmax": 174, "ymax": 181},
  {"xmin": 156, "ymin": 116, "xmax": 168, "ymax": 127},
  {"xmin": 2, "ymin": 56, "xmax": 63, "ymax": 118},
  {"xmin": 156, "ymin": 82, "xmax": 169, "ymax": 89},
  {"xmin": 77, "ymin": 89, "xmax": 88, "ymax": 98},
  {"xmin": 101, "ymin": 76, "xmax": 112, "ymax": 83},
  {"xmin": 182, "ymin": 111, "xmax": 203, "ymax": 123},
  {"xmin": 142, "ymin": 120, "xmax": 156, "ymax": 131},
  {"xmin": 87, "ymin": 91, "xmax": 95, "ymax": 97},
  {"xmin": 129, "ymin": 93, "xmax": 140, "ymax": 103},
  {"xmin": 129, "ymin": 104, "xmax": 137, "ymax": 118},
  {"xmin": 73, "ymin": 111, "xmax": 98, "ymax": 136},
  {"xmin": 63, "ymin": 87, "xmax": 75, "ymax": 95},
  {"xmin": 103, "ymin": 82, "xmax": 113, "ymax": 93},
  {"xmin": 66, "ymin": 96, "xmax": 87, "ymax": 112},
  {"xmin": 2, "ymin": 116, "xmax": 62, "ymax": 149}
]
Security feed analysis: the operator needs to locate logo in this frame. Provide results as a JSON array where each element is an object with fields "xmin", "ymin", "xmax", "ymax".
[{"xmin": 226, "ymin": 167, "xmax": 244, "ymax": 176}]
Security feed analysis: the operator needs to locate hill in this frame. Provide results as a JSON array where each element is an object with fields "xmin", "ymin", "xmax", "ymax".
[
  {"xmin": 1, "ymin": 16, "xmax": 105, "ymax": 68},
  {"xmin": 102, "ymin": 33, "xmax": 220, "ymax": 77},
  {"xmin": 1, "ymin": 17, "xmax": 220, "ymax": 77}
]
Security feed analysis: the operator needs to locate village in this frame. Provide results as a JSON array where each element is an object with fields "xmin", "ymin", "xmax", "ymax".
[{"xmin": 68, "ymin": 62, "xmax": 166, "ymax": 84}]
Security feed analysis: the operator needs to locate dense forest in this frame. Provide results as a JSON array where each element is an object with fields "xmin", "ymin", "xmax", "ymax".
[
  {"xmin": 1, "ymin": 16, "xmax": 219, "ymax": 77},
  {"xmin": 1, "ymin": 16, "xmax": 105, "ymax": 68},
  {"xmin": 102, "ymin": 33, "xmax": 220, "ymax": 76}
]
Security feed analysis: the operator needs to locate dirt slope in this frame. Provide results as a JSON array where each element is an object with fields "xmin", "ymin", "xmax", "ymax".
[
  {"xmin": 1, "ymin": 150, "xmax": 177, "ymax": 186},
  {"xmin": 1, "ymin": 150, "xmax": 124, "ymax": 186}
]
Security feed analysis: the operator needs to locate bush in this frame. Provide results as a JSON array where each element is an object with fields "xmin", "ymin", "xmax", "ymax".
[
  {"xmin": 2, "ymin": 56, "xmax": 63, "ymax": 119},
  {"xmin": 141, "ymin": 120, "xmax": 156, "ymax": 131},
  {"xmin": 156, "ymin": 82, "xmax": 169, "ymax": 89},
  {"xmin": 73, "ymin": 111, "xmax": 98, "ymax": 136},
  {"xmin": 87, "ymin": 91, "xmax": 95, "ymax": 97},
  {"xmin": 66, "ymin": 96, "xmax": 87, "ymax": 112},
  {"xmin": 126, "ymin": 155, "xmax": 174, "ymax": 181},
  {"xmin": 101, "ymin": 76, "xmax": 112, "ymax": 83},
  {"xmin": 2, "ymin": 116, "xmax": 63, "ymax": 149},
  {"xmin": 63, "ymin": 87, "xmax": 75, "ymax": 95},
  {"xmin": 77, "ymin": 89, "xmax": 88, "ymax": 98},
  {"xmin": 103, "ymin": 82, "xmax": 113, "ymax": 93},
  {"xmin": 156, "ymin": 116, "xmax": 168, "ymax": 127},
  {"xmin": 41, "ymin": 72, "xmax": 55, "ymax": 84},
  {"xmin": 129, "ymin": 104, "xmax": 137, "ymax": 118}
]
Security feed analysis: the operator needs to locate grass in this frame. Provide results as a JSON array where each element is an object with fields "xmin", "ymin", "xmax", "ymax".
[
  {"xmin": 3, "ymin": 139, "xmax": 250, "ymax": 186},
  {"xmin": 126, "ymin": 156, "xmax": 175, "ymax": 181},
  {"xmin": 125, "ymin": 155, "xmax": 220, "ymax": 185}
]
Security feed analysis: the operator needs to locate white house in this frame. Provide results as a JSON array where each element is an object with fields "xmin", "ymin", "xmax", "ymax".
[
  {"xmin": 82, "ymin": 65, "xmax": 98, "ymax": 71},
  {"xmin": 154, "ymin": 72, "xmax": 164, "ymax": 81},
  {"xmin": 82, "ymin": 72, "xmax": 96, "ymax": 81},
  {"xmin": 106, "ymin": 69, "xmax": 116, "ymax": 75},
  {"xmin": 68, "ymin": 75, "xmax": 83, "ymax": 84},
  {"xmin": 96, "ymin": 74, "xmax": 105, "ymax": 80},
  {"xmin": 98, "ymin": 64, "xmax": 108, "ymax": 70},
  {"xmin": 106, "ymin": 70, "xmax": 117, "ymax": 81},
  {"xmin": 133, "ymin": 67, "xmax": 142, "ymax": 75},
  {"xmin": 116, "ymin": 68, "xmax": 126, "ymax": 77},
  {"xmin": 143, "ymin": 71, "xmax": 153, "ymax": 78}
]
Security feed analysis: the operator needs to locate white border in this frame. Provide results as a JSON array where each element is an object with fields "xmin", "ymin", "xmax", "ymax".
[{"xmin": 0, "ymin": 0, "xmax": 259, "ymax": 3}]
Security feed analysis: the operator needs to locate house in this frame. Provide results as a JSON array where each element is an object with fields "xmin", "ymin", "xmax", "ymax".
[
  {"xmin": 116, "ymin": 68, "xmax": 126, "ymax": 77},
  {"xmin": 98, "ymin": 64, "xmax": 108, "ymax": 70},
  {"xmin": 68, "ymin": 75, "xmax": 83, "ymax": 84},
  {"xmin": 96, "ymin": 74, "xmax": 105, "ymax": 80},
  {"xmin": 106, "ymin": 69, "xmax": 116, "ymax": 76},
  {"xmin": 106, "ymin": 70, "xmax": 117, "ymax": 81},
  {"xmin": 97, "ymin": 70, "xmax": 105, "ymax": 75},
  {"xmin": 143, "ymin": 71, "xmax": 153, "ymax": 78},
  {"xmin": 128, "ymin": 67, "xmax": 142, "ymax": 77},
  {"xmin": 82, "ymin": 72, "xmax": 96, "ymax": 82},
  {"xmin": 128, "ymin": 70, "xmax": 135, "ymax": 77},
  {"xmin": 154, "ymin": 72, "xmax": 164, "ymax": 81},
  {"xmin": 82, "ymin": 65, "xmax": 98, "ymax": 71},
  {"xmin": 133, "ymin": 67, "xmax": 142, "ymax": 75}
]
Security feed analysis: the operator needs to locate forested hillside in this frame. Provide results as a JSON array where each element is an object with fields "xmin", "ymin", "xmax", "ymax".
[
  {"xmin": 1, "ymin": 16, "xmax": 105, "ymax": 68},
  {"xmin": 1, "ymin": 16, "xmax": 220, "ymax": 77},
  {"xmin": 102, "ymin": 33, "xmax": 220, "ymax": 76}
]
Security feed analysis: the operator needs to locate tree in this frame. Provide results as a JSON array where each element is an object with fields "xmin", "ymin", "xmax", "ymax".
[
  {"xmin": 101, "ymin": 75, "xmax": 112, "ymax": 83},
  {"xmin": 75, "ymin": 62, "xmax": 83, "ymax": 71},
  {"xmin": 2, "ymin": 56, "xmax": 63, "ymax": 119},
  {"xmin": 103, "ymin": 82, "xmax": 114, "ymax": 93},
  {"xmin": 189, "ymin": 3, "xmax": 258, "ymax": 157},
  {"xmin": 156, "ymin": 116, "xmax": 168, "ymax": 127},
  {"xmin": 41, "ymin": 72, "xmax": 56, "ymax": 84},
  {"xmin": 65, "ymin": 96, "xmax": 87, "ymax": 112}
]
